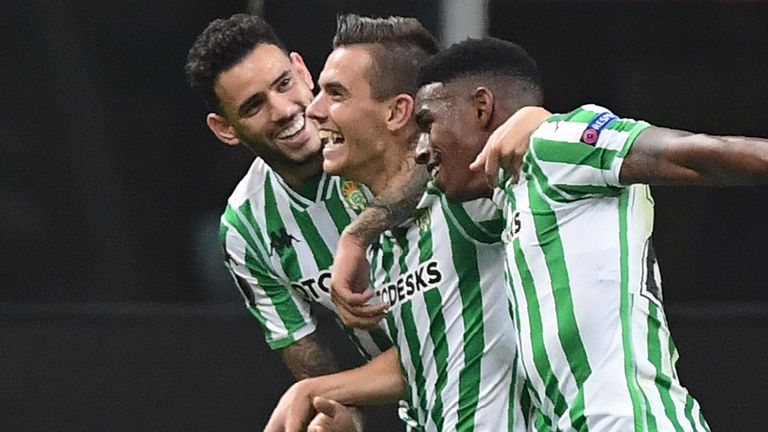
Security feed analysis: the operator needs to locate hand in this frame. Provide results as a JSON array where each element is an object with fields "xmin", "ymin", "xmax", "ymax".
[
  {"xmin": 264, "ymin": 381, "xmax": 315, "ymax": 432},
  {"xmin": 469, "ymin": 106, "xmax": 552, "ymax": 186},
  {"xmin": 331, "ymin": 232, "xmax": 387, "ymax": 329},
  {"xmin": 307, "ymin": 397, "xmax": 364, "ymax": 432}
]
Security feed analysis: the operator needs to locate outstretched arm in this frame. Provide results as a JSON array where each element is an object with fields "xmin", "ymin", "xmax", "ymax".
[
  {"xmin": 332, "ymin": 156, "xmax": 430, "ymax": 329},
  {"xmin": 620, "ymin": 127, "xmax": 768, "ymax": 185},
  {"xmin": 265, "ymin": 347, "xmax": 406, "ymax": 432},
  {"xmin": 470, "ymin": 106, "xmax": 552, "ymax": 186}
]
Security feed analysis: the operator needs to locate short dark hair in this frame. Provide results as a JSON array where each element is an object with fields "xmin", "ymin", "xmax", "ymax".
[
  {"xmin": 418, "ymin": 37, "xmax": 543, "ymax": 104},
  {"xmin": 333, "ymin": 14, "xmax": 439, "ymax": 101},
  {"xmin": 185, "ymin": 14, "xmax": 287, "ymax": 112}
]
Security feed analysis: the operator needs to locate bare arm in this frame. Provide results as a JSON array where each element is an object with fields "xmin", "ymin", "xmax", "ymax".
[
  {"xmin": 265, "ymin": 347, "xmax": 406, "ymax": 432},
  {"xmin": 620, "ymin": 127, "xmax": 768, "ymax": 186},
  {"xmin": 279, "ymin": 333, "xmax": 365, "ymax": 431},
  {"xmin": 346, "ymin": 157, "xmax": 430, "ymax": 245},
  {"xmin": 278, "ymin": 332, "xmax": 340, "ymax": 380},
  {"xmin": 331, "ymin": 157, "xmax": 430, "ymax": 328}
]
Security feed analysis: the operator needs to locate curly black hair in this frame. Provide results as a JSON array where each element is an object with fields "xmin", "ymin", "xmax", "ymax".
[
  {"xmin": 185, "ymin": 14, "xmax": 286, "ymax": 112},
  {"xmin": 417, "ymin": 37, "xmax": 543, "ymax": 103},
  {"xmin": 332, "ymin": 14, "xmax": 439, "ymax": 101}
]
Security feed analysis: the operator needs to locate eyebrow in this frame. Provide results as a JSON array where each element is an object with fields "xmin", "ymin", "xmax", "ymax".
[
  {"xmin": 270, "ymin": 69, "xmax": 291, "ymax": 89},
  {"xmin": 237, "ymin": 69, "xmax": 292, "ymax": 117},
  {"xmin": 321, "ymin": 80, "xmax": 348, "ymax": 96}
]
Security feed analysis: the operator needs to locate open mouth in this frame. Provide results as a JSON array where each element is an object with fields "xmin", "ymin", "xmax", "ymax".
[
  {"xmin": 276, "ymin": 114, "xmax": 306, "ymax": 140},
  {"xmin": 318, "ymin": 129, "xmax": 345, "ymax": 147},
  {"xmin": 426, "ymin": 153, "xmax": 442, "ymax": 178}
]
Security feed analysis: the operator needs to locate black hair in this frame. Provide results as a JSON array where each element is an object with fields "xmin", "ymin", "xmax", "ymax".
[
  {"xmin": 185, "ymin": 14, "xmax": 287, "ymax": 112},
  {"xmin": 333, "ymin": 14, "xmax": 439, "ymax": 101},
  {"xmin": 418, "ymin": 37, "xmax": 543, "ymax": 103}
]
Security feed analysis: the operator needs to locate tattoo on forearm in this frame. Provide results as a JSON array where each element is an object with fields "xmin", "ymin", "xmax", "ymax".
[
  {"xmin": 346, "ymin": 161, "xmax": 430, "ymax": 245},
  {"xmin": 279, "ymin": 333, "xmax": 339, "ymax": 380}
]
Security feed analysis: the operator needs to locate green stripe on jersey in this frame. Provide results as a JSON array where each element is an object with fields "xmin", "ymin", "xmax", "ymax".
[
  {"xmin": 647, "ymin": 302, "xmax": 685, "ymax": 431},
  {"xmin": 511, "ymin": 236, "xmax": 569, "ymax": 420},
  {"xmin": 618, "ymin": 190, "xmax": 646, "ymax": 431},
  {"xmin": 324, "ymin": 187, "xmax": 353, "ymax": 233},
  {"xmin": 223, "ymin": 202, "xmax": 306, "ymax": 348},
  {"xmin": 533, "ymin": 138, "xmax": 619, "ymax": 171},
  {"xmin": 445, "ymin": 213, "xmax": 484, "ymax": 431},
  {"xmin": 263, "ymin": 171, "xmax": 301, "ymax": 280},
  {"xmin": 290, "ymin": 206, "xmax": 333, "ymax": 269},
  {"xmin": 401, "ymin": 301, "xmax": 430, "ymax": 420},
  {"xmin": 424, "ymin": 287, "xmax": 448, "ymax": 430}
]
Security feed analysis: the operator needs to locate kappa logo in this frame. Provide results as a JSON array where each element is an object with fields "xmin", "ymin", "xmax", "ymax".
[
  {"xmin": 269, "ymin": 227, "xmax": 300, "ymax": 256},
  {"xmin": 580, "ymin": 111, "xmax": 618, "ymax": 146},
  {"xmin": 340, "ymin": 180, "xmax": 368, "ymax": 212}
]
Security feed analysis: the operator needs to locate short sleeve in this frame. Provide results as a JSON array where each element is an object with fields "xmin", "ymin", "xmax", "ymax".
[
  {"xmin": 526, "ymin": 104, "xmax": 651, "ymax": 201},
  {"xmin": 220, "ymin": 209, "xmax": 316, "ymax": 350}
]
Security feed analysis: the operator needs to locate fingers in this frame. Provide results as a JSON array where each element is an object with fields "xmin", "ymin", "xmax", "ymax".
[
  {"xmin": 331, "ymin": 285, "xmax": 374, "ymax": 306},
  {"xmin": 335, "ymin": 304, "xmax": 387, "ymax": 329},
  {"xmin": 312, "ymin": 396, "xmax": 339, "ymax": 417},
  {"xmin": 469, "ymin": 139, "xmax": 490, "ymax": 172}
]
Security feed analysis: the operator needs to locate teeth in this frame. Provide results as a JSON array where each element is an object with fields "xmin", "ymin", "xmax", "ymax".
[
  {"xmin": 319, "ymin": 130, "xmax": 344, "ymax": 145},
  {"xmin": 276, "ymin": 115, "xmax": 305, "ymax": 139}
]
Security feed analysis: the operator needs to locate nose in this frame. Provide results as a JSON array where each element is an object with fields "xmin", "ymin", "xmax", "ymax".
[
  {"xmin": 306, "ymin": 92, "xmax": 327, "ymax": 123},
  {"xmin": 415, "ymin": 133, "xmax": 431, "ymax": 165},
  {"xmin": 269, "ymin": 92, "xmax": 295, "ymax": 123}
]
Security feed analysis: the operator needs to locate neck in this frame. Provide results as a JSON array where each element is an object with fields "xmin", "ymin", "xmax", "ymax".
[
  {"xmin": 266, "ymin": 152, "xmax": 325, "ymax": 190},
  {"xmin": 362, "ymin": 139, "xmax": 413, "ymax": 196}
]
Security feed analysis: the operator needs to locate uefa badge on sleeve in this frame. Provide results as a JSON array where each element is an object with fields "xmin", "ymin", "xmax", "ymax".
[{"xmin": 580, "ymin": 111, "xmax": 618, "ymax": 146}]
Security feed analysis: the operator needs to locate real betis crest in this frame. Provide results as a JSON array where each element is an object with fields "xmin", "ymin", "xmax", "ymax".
[
  {"xmin": 415, "ymin": 207, "xmax": 431, "ymax": 232},
  {"xmin": 341, "ymin": 180, "xmax": 368, "ymax": 212}
]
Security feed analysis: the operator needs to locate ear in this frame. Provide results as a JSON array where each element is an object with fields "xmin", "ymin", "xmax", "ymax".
[
  {"xmin": 472, "ymin": 87, "xmax": 494, "ymax": 129},
  {"xmin": 385, "ymin": 94, "xmax": 415, "ymax": 133},
  {"xmin": 289, "ymin": 51, "xmax": 314, "ymax": 91},
  {"xmin": 206, "ymin": 113, "xmax": 241, "ymax": 146}
]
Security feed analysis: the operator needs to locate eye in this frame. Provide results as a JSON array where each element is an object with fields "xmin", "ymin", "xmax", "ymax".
[
  {"xmin": 241, "ymin": 98, "xmax": 264, "ymax": 117},
  {"xmin": 277, "ymin": 76, "xmax": 292, "ymax": 92},
  {"xmin": 328, "ymin": 90, "xmax": 346, "ymax": 102}
]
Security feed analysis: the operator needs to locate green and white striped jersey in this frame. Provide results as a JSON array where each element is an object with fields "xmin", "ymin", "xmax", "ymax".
[
  {"xmin": 498, "ymin": 105, "xmax": 709, "ymax": 431},
  {"xmin": 371, "ymin": 185, "xmax": 529, "ymax": 432},
  {"xmin": 219, "ymin": 158, "xmax": 392, "ymax": 359}
]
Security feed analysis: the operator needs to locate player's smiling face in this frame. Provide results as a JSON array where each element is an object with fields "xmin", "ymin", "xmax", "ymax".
[
  {"xmin": 307, "ymin": 46, "xmax": 390, "ymax": 183},
  {"xmin": 415, "ymin": 82, "xmax": 491, "ymax": 202},
  {"xmin": 211, "ymin": 43, "xmax": 320, "ymax": 164}
]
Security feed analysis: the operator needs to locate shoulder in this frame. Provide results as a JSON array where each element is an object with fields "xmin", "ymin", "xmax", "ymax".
[
  {"xmin": 228, "ymin": 157, "xmax": 271, "ymax": 207},
  {"xmin": 433, "ymin": 187, "xmax": 504, "ymax": 244}
]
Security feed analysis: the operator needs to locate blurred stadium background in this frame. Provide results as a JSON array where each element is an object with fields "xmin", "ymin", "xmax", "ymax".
[{"xmin": 2, "ymin": 1, "xmax": 767, "ymax": 430}]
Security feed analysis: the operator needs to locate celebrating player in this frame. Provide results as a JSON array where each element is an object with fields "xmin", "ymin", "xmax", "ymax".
[
  {"xmin": 409, "ymin": 36, "xmax": 768, "ymax": 430},
  {"xmin": 265, "ymin": 15, "xmax": 532, "ymax": 432},
  {"xmin": 184, "ymin": 14, "xmax": 427, "ymax": 430}
]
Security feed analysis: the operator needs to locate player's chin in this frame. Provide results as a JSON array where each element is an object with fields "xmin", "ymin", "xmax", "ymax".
[{"xmin": 322, "ymin": 158, "xmax": 345, "ymax": 176}]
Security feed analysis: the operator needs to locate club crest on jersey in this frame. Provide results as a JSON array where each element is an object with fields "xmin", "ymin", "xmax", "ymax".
[
  {"xmin": 269, "ymin": 227, "xmax": 300, "ymax": 256},
  {"xmin": 580, "ymin": 111, "xmax": 618, "ymax": 145},
  {"xmin": 341, "ymin": 180, "xmax": 368, "ymax": 212},
  {"xmin": 414, "ymin": 208, "xmax": 431, "ymax": 232}
]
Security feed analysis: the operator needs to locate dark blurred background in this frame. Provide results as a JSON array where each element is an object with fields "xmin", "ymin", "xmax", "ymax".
[{"xmin": 2, "ymin": 0, "xmax": 767, "ymax": 430}]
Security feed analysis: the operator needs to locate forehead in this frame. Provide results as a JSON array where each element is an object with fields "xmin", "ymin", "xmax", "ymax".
[
  {"xmin": 215, "ymin": 44, "xmax": 292, "ymax": 100},
  {"xmin": 317, "ymin": 46, "xmax": 373, "ymax": 87},
  {"xmin": 416, "ymin": 82, "xmax": 456, "ymax": 116}
]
